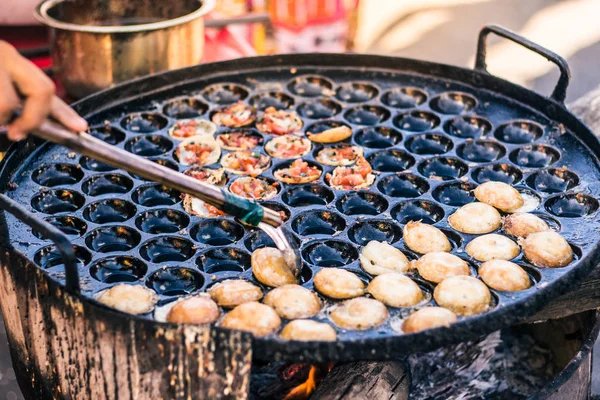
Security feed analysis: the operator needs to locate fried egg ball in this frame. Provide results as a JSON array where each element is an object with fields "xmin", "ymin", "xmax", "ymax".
[
  {"xmin": 251, "ymin": 247, "xmax": 297, "ymax": 287},
  {"xmin": 359, "ymin": 241, "xmax": 410, "ymax": 275},
  {"xmin": 478, "ymin": 260, "xmax": 531, "ymax": 292},
  {"xmin": 402, "ymin": 307, "xmax": 458, "ymax": 333},
  {"xmin": 97, "ymin": 284, "xmax": 158, "ymax": 315},
  {"xmin": 220, "ymin": 302, "xmax": 281, "ymax": 337},
  {"xmin": 207, "ymin": 279, "xmax": 263, "ymax": 308},
  {"xmin": 280, "ymin": 320, "xmax": 337, "ymax": 341},
  {"xmin": 330, "ymin": 297, "xmax": 388, "ymax": 330},
  {"xmin": 166, "ymin": 295, "xmax": 220, "ymax": 324},
  {"xmin": 367, "ymin": 273, "xmax": 424, "ymax": 308},
  {"xmin": 263, "ymin": 285, "xmax": 322, "ymax": 319},
  {"xmin": 520, "ymin": 231, "xmax": 573, "ymax": 268},
  {"xmin": 474, "ymin": 181, "xmax": 524, "ymax": 212},
  {"xmin": 313, "ymin": 268, "xmax": 365, "ymax": 299},
  {"xmin": 413, "ymin": 252, "xmax": 471, "ymax": 283},
  {"xmin": 403, "ymin": 221, "xmax": 451, "ymax": 254},
  {"xmin": 465, "ymin": 234, "xmax": 520, "ymax": 262},
  {"xmin": 433, "ymin": 276, "xmax": 492, "ymax": 316},
  {"xmin": 503, "ymin": 213, "xmax": 550, "ymax": 238},
  {"xmin": 448, "ymin": 202, "xmax": 501, "ymax": 234}
]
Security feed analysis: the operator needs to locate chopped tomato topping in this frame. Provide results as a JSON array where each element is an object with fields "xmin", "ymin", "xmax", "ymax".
[
  {"xmin": 212, "ymin": 102, "xmax": 255, "ymax": 127},
  {"xmin": 330, "ymin": 146, "xmax": 359, "ymax": 162},
  {"xmin": 271, "ymin": 137, "xmax": 310, "ymax": 158},
  {"xmin": 328, "ymin": 157, "xmax": 373, "ymax": 189},
  {"xmin": 230, "ymin": 178, "xmax": 277, "ymax": 200},
  {"xmin": 276, "ymin": 159, "xmax": 321, "ymax": 183},
  {"xmin": 226, "ymin": 152, "xmax": 270, "ymax": 176},
  {"xmin": 181, "ymin": 143, "xmax": 214, "ymax": 165},
  {"xmin": 218, "ymin": 132, "xmax": 260, "ymax": 149},
  {"xmin": 258, "ymin": 107, "xmax": 302, "ymax": 135},
  {"xmin": 207, "ymin": 204, "xmax": 226, "ymax": 217},
  {"xmin": 172, "ymin": 120, "xmax": 201, "ymax": 138}
]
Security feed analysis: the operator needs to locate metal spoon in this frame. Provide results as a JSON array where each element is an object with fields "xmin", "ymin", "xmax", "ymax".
[{"xmin": 22, "ymin": 119, "xmax": 302, "ymax": 276}]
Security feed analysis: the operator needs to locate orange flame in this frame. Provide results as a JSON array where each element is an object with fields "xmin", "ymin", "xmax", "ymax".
[{"xmin": 283, "ymin": 363, "xmax": 335, "ymax": 400}]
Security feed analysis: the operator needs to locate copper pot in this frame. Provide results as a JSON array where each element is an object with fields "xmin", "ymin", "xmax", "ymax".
[{"xmin": 35, "ymin": 0, "xmax": 215, "ymax": 98}]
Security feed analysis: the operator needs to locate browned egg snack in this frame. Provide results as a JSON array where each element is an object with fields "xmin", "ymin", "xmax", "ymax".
[
  {"xmin": 256, "ymin": 107, "xmax": 304, "ymax": 135},
  {"xmin": 448, "ymin": 202, "xmax": 502, "ymax": 234},
  {"xmin": 367, "ymin": 273, "xmax": 424, "ymax": 308},
  {"xmin": 211, "ymin": 101, "xmax": 257, "ymax": 128},
  {"xmin": 413, "ymin": 252, "xmax": 470, "ymax": 283},
  {"xmin": 433, "ymin": 276, "xmax": 492, "ymax": 316},
  {"xmin": 359, "ymin": 240, "xmax": 410, "ymax": 275},
  {"xmin": 166, "ymin": 295, "xmax": 220, "ymax": 324},
  {"xmin": 316, "ymin": 145, "xmax": 363, "ymax": 166},
  {"xmin": 280, "ymin": 320, "xmax": 337, "ymax": 341},
  {"xmin": 330, "ymin": 297, "xmax": 388, "ymax": 330},
  {"xmin": 97, "ymin": 284, "xmax": 158, "ymax": 315},
  {"xmin": 208, "ymin": 279, "xmax": 263, "ymax": 308},
  {"xmin": 465, "ymin": 234, "xmax": 520, "ymax": 262},
  {"xmin": 402, "ymin": 307, "xmax": 458, "ymax": 333},
  {"xmin": 520, "ymin": 231, "xmax": 574, "ymax": 268},
  {"xmin": 474, "ymin": 181, "xmax": 524, "ymax": 212},
  {"xmin": 306, "ymin": 125, "xmax": 352, "ymax": 143},
  {"xmin": 251, "ymin": 247, "xmax": 298, "ymax": 287},
  {"xmin": 220, "ymin": 301, "xmax": 281, "ymax": 337},
  {"xmin": 313, "ymin": 268, "xmax": 365, "ymax": 299},
  {"xmin": 478, "ymin": 260, "xmax": 531, "ymax": 292},
  {"xmin": 263, "ymin": 284, "xmax": 322, "ymax": 319},
  {"xmin": 403, "ymin": 221, "xmax": 451, "ymax": 254},
  {"xmin": 264, "ymin": 134, "xmax": 312, "ymax": 159},
  {"xmin": 503, "ymin": 213, "xmax": 550, "ymax": 238}
]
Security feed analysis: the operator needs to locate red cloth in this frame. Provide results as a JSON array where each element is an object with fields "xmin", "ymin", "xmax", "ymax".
[{"xmin": 0, "ymin": 26, "xmax": 51, "ymax": 69}]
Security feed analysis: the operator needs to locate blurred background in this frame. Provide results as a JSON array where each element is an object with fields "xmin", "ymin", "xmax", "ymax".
[{"xmin": 1, "ymin": 0, "xmax": 600, "ymax": 398}]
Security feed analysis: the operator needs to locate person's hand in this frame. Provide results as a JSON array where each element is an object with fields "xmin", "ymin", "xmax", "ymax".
[{"xmin": 0, "ymin": 40, "xmax": 88, "ymax": 141}]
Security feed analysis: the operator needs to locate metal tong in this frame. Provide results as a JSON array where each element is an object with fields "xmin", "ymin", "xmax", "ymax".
[{"xmin": 24, "ymin": 119, "xmax": 302, "ymax": 276}]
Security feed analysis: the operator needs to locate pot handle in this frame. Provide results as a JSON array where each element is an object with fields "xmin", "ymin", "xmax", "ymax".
[
  {"xmin": 474, "ymin": 24, "xmax": 570, "ymax": 104},
  {"xmin": 0, "ymin": 193, "xmax": 80, "ymax": 294}
]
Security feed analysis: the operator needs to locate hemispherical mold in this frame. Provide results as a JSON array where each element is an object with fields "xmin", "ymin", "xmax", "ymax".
[
  {"xmin": 135, "ymin": 209, "xmax": 190, "ymax": 234},
  {"xmin": 430, "ymin": 92, "xmax": 477, "ymax": 114},
  {"xmin": 291, "ymin": 210, "xmax": 347, "ymax": 237},
  {"xmin": 120, "ymin": 112, "xmax": 168, "ymax": 133},
  {"xmin": 83, "ymin": 199, "xmax": 137, "ymax": 224},
  {"xmin": 190, "ymin": 219, "xmax": 245, "ymax": 246},
  {"xmin": 146, "ymin": 267, "xmax": 204, "ymax": 296},
  {"xmin": 287, "ymin": 75, "xmax": 334, "ymax": 97},
  {"xmin": 391, "ymin": 200, "xmax": 445, "ymax": 224},
  {"xmin": 85, "ymin": 226, "xmax": 141, "ymax": 253},
  {"xmin": 281, "ymin": 184, "xmax": 335, "ymax": 207},
  {"xmin": 381, "ymin": 87, "xmax": 427, "ymax": 109},
  {"xmin": 79, "ymin": 157, "xmax": 116, "ymax": 172},
  {"xmin": 432, "ymin": 181, "xmax": 477, "ymax": 206},
  {"xmin": 336, "ymin": 191, "xmax": 388, "ymax": 216},
  {"xmin": 250, "ymin": 91, "xmax": 295, "ymax": 111},
  {"xmin": 297, "ymin": 98, "xmax": 342, "ymax": 119},
  {"xmin": 197, "ymin": 247, "xmax": 251, "ymax": 274},
  {"xmin": 132, "ymin": 184, "xmax": 181, "ymax": 207},
  {"xmin": 124, "ymin": 135, "xmax": 173, "ymax": 157},
  {"xmin": 34, "ymin": 245, "xmax": 91, "ymax": 269},
  {"xmin": 394, "ymin": 111, "xmax": 440, "ymax": 132},
  {"xmin": 405, "ymin": 133, "xmax": 454, "ymax": 155},
  {"xmin": 162, "ymin": 97, "xmax": 208, "ymax": 119},
  {"xmin": 343, "ymin": 105, "xmax": 390, "ymax": 126},
  {"xmin": 509, "ymin": 145, "xmax": 560, "ymax": 168},
  {"xmin": 273, "ymin": 159, "xmax": 322, "ymax": 183},
  {"xmin": 526, "ymin": 168, "xmax": 579, "ymax": 193},
  {"xmin": 444, "ymin": 116, "xmax": 492, "ymax": 139},
  {"xmin": 139, "ymin": 236, "xmax": 195, "ymax": 263},
  {"xmin": 305, "ymin": 120, "xmax": 351, "ymax": 136},
  {"xmin": 472, "ymin": 163, "xmax": 523, "ymax": 185},
  {"xmin": 348, "ymin": 219, "xmax": 402, "ymax": 245},
  {"xmin": 31, "ymin": 189, "xmax": 85, "ymax": 214},
  {"xmin": 202, "ymin": 83, "xmax": 249, "ymax": 104},
  {"xmin": 335, "ymin": 82, "xmax": 378, "ymax": 103},
  {"xmin": 81, "ymin": 174, "xmax": 133, "ymax": 196},
  {"xmin": 32, "ymin": 164, "xmax": 84, "ymax": 187},
  {"xmin": 33, "ymin": 216, "xmax": 87, "ymax": 239},
  {"xmin": 302, "ymin": 240, "xmax": 358, "ymax": 267},
  {"xmin": 261, "ymin": 202, "xmax": 291, "ymax": 222},
  {"xmin": 89, "ymin": 125, "xmax": 126, "ymax": 144},
  {"xmin": 417, "ymin": 157, "xmax": 469, "ymax": 181},
  {"xmin": 545, "ymin": 193, "xmax": 599, "ymax": 217},
  {"xmin": 130, "ymin": 158, "xmax": 179, "ymax": 181},
  {"xmin": 456, "ymin": 140, "xmax": 506, "ymax": 163},
  {"xmin": 377, "ymin": 173, "xmax": 429, "ymax": 198},
  {"xmin": 90, "ymin": 256, "xmax": 147, "ymax": 283},
  {"xmin": 494, "ymin": 120, "xmax": 543, "ymax": 144},
  {"xmin": 367, "ymin": 149, "xmax": 415, "ymax": 172},
  {"xmin": 354, "ymin": 126, "xmax": 402, "ymax": 149}
]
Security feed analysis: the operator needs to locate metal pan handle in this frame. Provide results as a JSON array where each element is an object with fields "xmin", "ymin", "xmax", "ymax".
[
  {"xmin": 474, "ymin": 24, "xmax": 571, "ymax": 104},
  {"xmin": 0, "ymin": 194, "xmax": 80, "ymax": 294}
]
